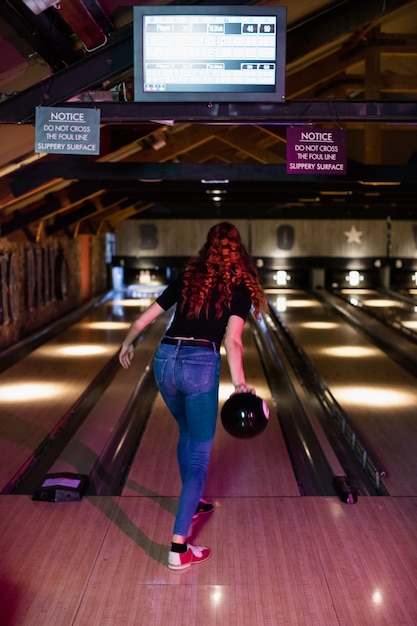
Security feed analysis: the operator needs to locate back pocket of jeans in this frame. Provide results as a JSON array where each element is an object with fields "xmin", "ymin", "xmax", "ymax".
[{"xmin": 182, "ymin": 359, "xmax": 214, "ymax": 390}]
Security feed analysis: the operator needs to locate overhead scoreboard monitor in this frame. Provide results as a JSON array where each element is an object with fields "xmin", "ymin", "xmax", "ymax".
[{"xmin": 133, "ymin": 6, "xmax": 286, "ymax": 103}]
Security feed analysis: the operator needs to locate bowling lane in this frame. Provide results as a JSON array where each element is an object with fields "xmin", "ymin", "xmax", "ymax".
[
  {"xmin": 122, "ymin": 323, "xmax": 301, "ymax": 501},
  {"xmin": 339, "ymin": 288, "xmax": 417, "ymax": 331},
  {"xmin": 0, "ymin": 295, "xmax": 163, "ymax": 491},
  {"xmin": 269, "ymin": 289, "xmax": 417, "ymax": 496}
]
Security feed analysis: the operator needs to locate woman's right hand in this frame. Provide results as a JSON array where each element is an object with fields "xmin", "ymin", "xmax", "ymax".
[{"xmin": 232, "ymin": 383, "xmax": 256, "ymax": 396}]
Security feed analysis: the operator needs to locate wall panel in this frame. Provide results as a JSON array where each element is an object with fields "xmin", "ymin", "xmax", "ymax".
[
  {"xmin": 251, "ymin": 219, "xmax": 388, "ymax": 258},
  {"xmin": 390, "ymin": 222, "xmax": 417, "ymax": 258},
  {"xmin": 115, "ymin": 219, "xmax": 250, "ymax": 257}
]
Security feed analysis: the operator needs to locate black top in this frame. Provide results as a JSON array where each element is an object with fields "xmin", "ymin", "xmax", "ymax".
[{"xmin": 156, "ymin": 277, "xmax": 252, "ymax": 345}]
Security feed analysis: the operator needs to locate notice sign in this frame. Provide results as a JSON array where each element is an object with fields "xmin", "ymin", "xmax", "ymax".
[
  {"xmin": 35, "ymin": 106, "xmax": 100, "ymax": 155},
  {"xmin": 286, "ymin": 127, "xmax": 346, "ymax": 175}
]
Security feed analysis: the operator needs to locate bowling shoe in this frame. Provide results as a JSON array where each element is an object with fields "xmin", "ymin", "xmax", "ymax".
[{"xmin": 168, "ymin": 543, "xmax": 211, "ymax": 570}]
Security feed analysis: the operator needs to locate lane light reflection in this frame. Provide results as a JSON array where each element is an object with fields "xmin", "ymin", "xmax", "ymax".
[
  {"xmin": 363, "ymin": 299, "xmax": 400, "ymax": 308},
  {"xmin": 219, "ymin": 384, "xmax": 235, "ymax": 401},
  {"xmin": 0, "ymin": 382, "xmax": 67, "ymax": 402},
  {"xmin": 57, "ymin": 345, "xmax": 112, "ymax": 357},
  {"xmin": 301, "ymin": 321, "xmax": 339, "ymax": 330},
  {"xmin": 211, "ymin": 586, "xmax": 223, "ymax": 606},
  {"xmin": 403, "ymin": 320, "xmax": 417, "ymax": 330},
  {"xmin": 321, "ymin": 346, "xmax": 378, "ymax": 358},
  {"xmin": 331, "ymin": 386, "xmax": 413, "ymax": 407},
  {"xmin": 276, "ymin": 296, "xmax": 287, "ymax": 312},
  {"xmin": 84, "ymin": 321, "xmax": 131, "ymax": 330},
  {"xmin": 108, "ymin": 298, "xmax": 147, "ymax": 307},
  {"xmin": 287, "ymin": 299, "xmax": 319, "ymax": 308},
  {"xmin": 372, "ymin": 589, "xmax": 383, "ymax": 605}
]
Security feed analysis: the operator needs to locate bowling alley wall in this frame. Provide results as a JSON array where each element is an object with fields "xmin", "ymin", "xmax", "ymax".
[
  {"xmin": 0, "ymin": 234, "xmax": 108, "ymax": 351},
  {"xmin": 114, "ymin": 218, "xmax": 417, "ymax": 290}
]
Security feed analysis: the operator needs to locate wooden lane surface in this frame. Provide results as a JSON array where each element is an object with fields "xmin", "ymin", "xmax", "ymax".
[
  {"xmin": 273, "ymin": 290, "xmax": 417, "ymax": 496},
  {"xmin": 122, "ymin": 324, "xmax": 300, "ymax": 500},
  {"xmin": 42, "ymin": 311, "xmax": 173, "ymax": 483},
  {"xmin": 1, "ymin": 494, "xmax": 416, "ymax": 625},
  {"xmin": 0, "ymin": 299, "xmax": 155, "ymax": 490},
  {"xmin": 340, "ymin": 288, "xmax": 417, "ymax": 328}
]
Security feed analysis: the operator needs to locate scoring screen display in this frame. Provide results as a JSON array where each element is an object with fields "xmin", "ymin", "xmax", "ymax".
[
  {"xmin": 134, "ymin": 7, "xmax": 286, "ymax": 103},
  {"xmin": 143, "ymin": 14, "xmax": 277, "ymax": 94}
]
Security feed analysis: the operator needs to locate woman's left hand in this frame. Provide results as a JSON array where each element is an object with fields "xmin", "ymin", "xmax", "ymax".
[{"xmin": 119, "ymin": 344, "xmax": 134, "ymax": 369}]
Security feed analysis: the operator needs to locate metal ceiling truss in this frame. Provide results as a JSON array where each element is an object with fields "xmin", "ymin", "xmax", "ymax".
[
  {"xmin": 9, "ymin": 161, "xmax": 417, "ymax": 190},
  {"xmin": 40, "ymin": 99, "xmax": 417, "ymax": 124}
]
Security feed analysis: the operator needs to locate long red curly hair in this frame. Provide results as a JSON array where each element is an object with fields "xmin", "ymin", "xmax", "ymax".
[{"xmin": 181, "ymin": 222, "xmax": 267, "ymax": 319}]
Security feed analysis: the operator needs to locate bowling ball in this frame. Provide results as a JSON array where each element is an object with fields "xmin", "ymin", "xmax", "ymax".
[{"xmin": 221, "ymin": 392, "xmax": 269, "ymax": 439}]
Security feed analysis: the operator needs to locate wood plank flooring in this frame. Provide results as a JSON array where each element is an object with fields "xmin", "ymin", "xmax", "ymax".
[{"xmin": 1, "ymin": 495, "xmax": 416, "ymax": 625}]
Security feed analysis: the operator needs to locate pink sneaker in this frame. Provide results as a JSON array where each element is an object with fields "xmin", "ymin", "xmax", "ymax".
[{"xmin": 168, "ymin": 543, "xmax": 211, "ymax": 570}]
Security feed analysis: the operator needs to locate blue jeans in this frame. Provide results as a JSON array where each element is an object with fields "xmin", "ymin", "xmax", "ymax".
[{"xmin": 154, "ymin": 341, "xmax": 221, "ymax": 537}]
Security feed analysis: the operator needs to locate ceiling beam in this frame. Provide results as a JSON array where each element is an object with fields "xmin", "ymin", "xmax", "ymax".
[
  {"xmin": 46, "ymin": 200, "xmax": 98, "ymax": 235},
  {"xmin": 9, "ymin": 160, "xmax": 417, "ymax": 185},
  {"xmin": 7, "ymin": 99, "xmax": 411, "ymax": 125}
]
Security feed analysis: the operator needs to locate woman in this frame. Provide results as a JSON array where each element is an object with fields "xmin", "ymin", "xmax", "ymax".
[{"xmin": 119, "ymin": 222, "xmax": 266, "ymax": 570}]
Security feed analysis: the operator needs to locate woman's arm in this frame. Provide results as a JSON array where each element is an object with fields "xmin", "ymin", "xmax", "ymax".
[
  {"xmin": 223, "ymin": 315, "xmax": 255, "ymax": 394},
  {"xmin": 119, "ymin": 301, "xmax": 165, "ymax": 369}
]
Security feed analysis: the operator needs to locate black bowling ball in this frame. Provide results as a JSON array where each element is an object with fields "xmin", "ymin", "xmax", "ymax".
[{"xmin": 221, "ymin": 392, "xmax": 269, "ymax": 439}]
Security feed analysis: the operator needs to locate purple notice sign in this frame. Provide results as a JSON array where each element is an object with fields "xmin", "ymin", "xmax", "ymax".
[{"xmin": 286, "ymin": 127, "xmax": 346, "ymax": 175}]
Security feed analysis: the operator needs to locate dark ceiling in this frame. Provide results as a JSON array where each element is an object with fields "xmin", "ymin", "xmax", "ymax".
[{"xmin": 0, "ymin": 0, "xmax": 416, "ymax": 241}]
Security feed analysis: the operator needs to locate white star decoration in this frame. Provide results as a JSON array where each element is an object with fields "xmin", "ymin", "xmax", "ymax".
[{"xmin": 344, "ymin": 225, "xmax": 363, "ymax": 244}]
